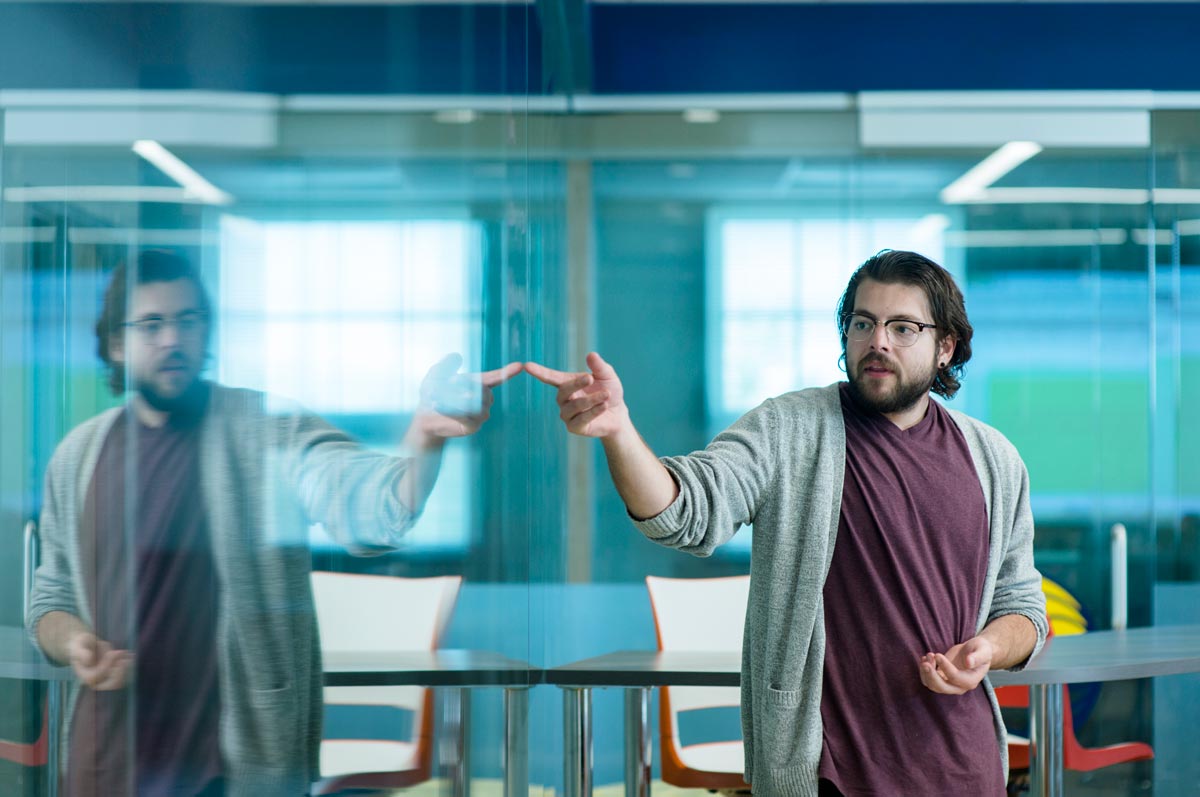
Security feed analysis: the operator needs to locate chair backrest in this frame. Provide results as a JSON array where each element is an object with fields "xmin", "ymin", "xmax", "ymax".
[
  {"xmin": 646, "ymin": 575, "xmax": 749, "ymax": 739},
  {"xmin": 646, "ymin": 575, "xmax": 750, "ymax": 652},
  {"xmin": 311, "ymin": 572, "xmax": 462, "ymax": 717},
  {"xmin": 310, "ymin": 572, "xmax": 463, "ymax": 791},
  {"xmin": 311, "ymin": 571, "xmax": 462, "ymax": 655}
]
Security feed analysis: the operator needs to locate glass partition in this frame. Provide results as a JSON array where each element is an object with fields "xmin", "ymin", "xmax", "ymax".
[{"xmin": 0, "ymin": 8, "xmax": 1196, "ymax": 797}]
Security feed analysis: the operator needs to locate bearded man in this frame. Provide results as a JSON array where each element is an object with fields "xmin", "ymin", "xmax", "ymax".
[{"xmin": 528, "ymin": 249, "xmax": 1047, "ymax": 796}]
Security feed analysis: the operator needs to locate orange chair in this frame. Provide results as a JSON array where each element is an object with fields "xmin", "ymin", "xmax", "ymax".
[
  {"xmin": 0, "ymin": 697, "xmax": 48, "ymax": 767},
  {"xmin": 646, "ymin": 575, "xmax": 752, "ymax": 791},
  {"xmin": 996, "ymin": 617, "xmax": 1153, "ymax": 772},
  {"xmin": 310, "ymin": 571, "xmax": 462, "ymax": 794},
  {"xmin": 2, "ymin": 519, "xmax": 49, "ymax": 770}
]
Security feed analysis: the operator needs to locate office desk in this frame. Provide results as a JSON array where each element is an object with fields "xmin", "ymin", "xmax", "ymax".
[
  {"xmin": 989, "ymin": 624, "xmax": 1200, "ymax": 797},
  {"xmin": 2, "ymin": 629, "xmax": 538, "ymax": 797},
  {"xmin": 546, "ymin": 651, "xmax": 741, "ymax": 797},
  {"xmin": 324, "ymin": 649, "xmax": 539, "ymax": 797},
  {"xmin": 550, "ymin": 627, "xmax": 1200, "ymax": 797}
]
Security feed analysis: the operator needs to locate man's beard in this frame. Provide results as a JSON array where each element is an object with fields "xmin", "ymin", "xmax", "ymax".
[
  {"xmin": 847, "ymin": 352, "xmax": 939, "ymax": 415},
  {"xmin": 135, "ymin": 371, "xmax": 206, "ymax": 415}
]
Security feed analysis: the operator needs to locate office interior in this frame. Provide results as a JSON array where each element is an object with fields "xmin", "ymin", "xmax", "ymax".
[{"xmin": 0, "ymin": 1, "xmax": 1198, "ymax": 795}]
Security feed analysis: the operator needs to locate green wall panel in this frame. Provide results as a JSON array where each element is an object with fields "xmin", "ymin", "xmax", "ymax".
[{"xmin": 989, "ymin": 373, "xmax": 1149, "ymax": 494}]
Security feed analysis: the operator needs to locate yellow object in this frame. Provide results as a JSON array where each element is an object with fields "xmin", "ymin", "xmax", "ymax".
[{"xmin": 1043, "ymin": 577, "xmax": 1087, "ymax": 637}]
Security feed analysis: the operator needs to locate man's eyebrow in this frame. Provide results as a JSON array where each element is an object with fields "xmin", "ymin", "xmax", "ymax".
[{"xmin": 851, "ymin": 309, "xmax": 923, "ymax": 323}]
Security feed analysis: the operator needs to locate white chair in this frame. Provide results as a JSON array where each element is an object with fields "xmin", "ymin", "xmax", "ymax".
[
  {"xmin": 310, "ymin": 571, "xmax": 462, "ymax": 794},
  {"xmin": 646, "ymin": 575, "xmax": 751, "ymax": 790}
]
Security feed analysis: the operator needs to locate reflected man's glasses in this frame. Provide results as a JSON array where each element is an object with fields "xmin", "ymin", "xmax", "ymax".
[
  {"xmin": 842, "ymin": 313, "xmax": 937, "ymax": 348},
  {"xmin": 123, "ymin": 312, "xmax": 208, "ymax": 342}
]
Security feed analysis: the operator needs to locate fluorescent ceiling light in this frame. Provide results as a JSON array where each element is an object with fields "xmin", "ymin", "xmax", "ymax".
[
  {"xmin": 949, "ymin": 187, "xmax": 1151, "ymax": 205},
  {"xmin": 68, "ymin": 227, "xmax": 218, "ymax": 246},
  {"xmin": 132, "ymin": 140, "xmax": 233, "ymax": 205},
  {"xmin": 683, "ymin": 108, "xmax": 721, "ymax": 124},
  {"xmin": 1177, "ymin": 219, "xmax": 1200, "ymax": 236},
  {"xmin": 4, "ymin": 186, "xmax": 212, "ymax": 204},
  {"xmin": 434, "ymin": 109, "xmax": 477, "ymax": 124},
  {"xmin": 945, "ymin": 186, "xmax": 1200, "ymax": 206},
  {"xmin": 0, "ymin": 226, "xmax": 57, "ymax": 243},
  {"xmin": 1131, "ymin": 229, "xmax": 1176, "ymax": 246},
  {"xmin": 939, "ymin": 141, "xmax": 1043, "ymax": 204},
  {"xmin": 943, "ymin": 229, "xmax": 1127, "ymax": 248},
  {"xmin": 1152, "ymin": 189, "xmax": 1200, "ymax": 205}
]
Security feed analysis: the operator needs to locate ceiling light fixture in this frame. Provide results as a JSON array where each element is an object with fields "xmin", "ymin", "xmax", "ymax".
[
  {"xmin": 943, "ymin": 229, "xmax": 1127, "ymax": 247},
  {"xmin": 951, "ymin": 187, "xmax": 1150, "ymax": 205},
  {"xmin": 939, "ymin": 141, "xmax": 1043, "ymax": 204},
  {"xmin": 434, "ymin": 109, "xmax": 478, "ymax": 124},
  {"xmin": 4, "ymin": 186, "xmax": 211, "ymax": 204},
  {"xmin": 132, "ymin": 140, "xmax": 233, "ymax": 205},
  {"xmin": 683, "ymin": 109, "xmax": 721, "ymax": 124}
]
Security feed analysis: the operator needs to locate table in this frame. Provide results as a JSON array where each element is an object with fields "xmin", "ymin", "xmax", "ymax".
[
  {"xmin": 549, "ymin": 626, "xmax": 1200, "ymax": 797},
  {"xmin": 324, "ymin": 649, "xmax": 540, "ymax": 797},
  {"xmin": 989, "ymin": 624, "xmax": 1200, "ymax": 797},
  {"xmin": 546, "ymin": 651, "xmax": 741, "ymax": 797},
  {"xmin": 2, "ymin": 629, "xmax": 539, "ymax": 797}
]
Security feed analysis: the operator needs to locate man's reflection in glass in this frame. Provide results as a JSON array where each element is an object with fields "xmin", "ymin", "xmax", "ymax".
[{"xmin": 26, "ymin": 250, "xmax": 518, "ymax": 796}]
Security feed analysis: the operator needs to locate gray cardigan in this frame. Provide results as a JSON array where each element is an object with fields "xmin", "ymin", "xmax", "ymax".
[
  {"xmin": 634, "ymin": 384, "xmax": 1048, "ymax": 797},
  {"xmin": 26, "ymin": 383, "xmax": 417, "ymax": 796}
]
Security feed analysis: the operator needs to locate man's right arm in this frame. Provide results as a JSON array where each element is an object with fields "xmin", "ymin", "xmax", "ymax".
[
  {"xmin": 527, "ymin": 352, "xmax": 777, "ymax": 553},
  {"xmin": 599, "ymin": 425, "xmax": 678, "ymax": 521},
  {"xmin": 526, "ymin": 353, "xmax": 678, "ymax": 521}
]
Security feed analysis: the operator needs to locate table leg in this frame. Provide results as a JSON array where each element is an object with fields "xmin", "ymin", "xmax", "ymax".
[
  {"xmin": 563, "ymin": 687, "xmax": 593, "ymax": 797},
  {"xmin": 624, "ymin": 687, "xmax": 652, "ymax": 797},
  {"xmin": 439, "ymin": 687, "xmax": 472, "ymax": 797},
  {"xmin": 503, "ymin": 687, "xmax": 529, "ymax": 797},
  {"xmin": 1029, "ymin": 682, "xmax": 1064, "ymax": 797}
]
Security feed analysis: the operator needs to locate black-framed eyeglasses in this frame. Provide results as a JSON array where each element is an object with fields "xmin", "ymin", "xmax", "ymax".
[
  {"xmin": 123, "ymin": 311, "xmax": 208, "ymax": 341},
  {"xmin": 841, "ymin": 313, "xmax": 937, "ymax": 347}
]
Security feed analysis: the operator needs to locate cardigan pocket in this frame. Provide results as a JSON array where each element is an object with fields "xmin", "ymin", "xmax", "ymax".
[
  {"xmin": 760, "ymin": 685, "xmax": 803, "ymax": 766},
  {"xmin": 225, "ymin": 683, "xmax": 299, "ymax": 769}
]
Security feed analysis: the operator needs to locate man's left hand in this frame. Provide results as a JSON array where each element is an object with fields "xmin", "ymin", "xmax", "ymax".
[{"xmin": 919, "ymin": 635, "xmax": 996, "ymax": 695}]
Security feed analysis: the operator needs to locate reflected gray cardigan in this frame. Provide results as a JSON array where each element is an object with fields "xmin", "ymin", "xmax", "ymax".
[
  {"xmin": 27, "ymin": 384, "xmax": 416, "ymax": 796},
  {"xmin": 633, "ymin": 383, "xmax": 1048, "ymax": 797}
]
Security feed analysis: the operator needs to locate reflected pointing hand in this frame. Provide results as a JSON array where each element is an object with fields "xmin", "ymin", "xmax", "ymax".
[
  {"xmin": 68, "ymin": 631, "xmax": 133, "ymax": 691},
  {"xmin": 525, "ymin": 352, "xmax": 630, "ymax": 439},
  {"xmin": 414, "ymin": 354, "xmax": 522, "ymax": 441}
]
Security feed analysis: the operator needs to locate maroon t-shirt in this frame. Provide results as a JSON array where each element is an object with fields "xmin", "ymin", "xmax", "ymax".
[
  {"xmin": 818, "ymin": 383, "xmax": 1003, "ymax": 796},
  {"xmin": 68, "ymin": 397, "xmax": 223, "ymax": 797}
]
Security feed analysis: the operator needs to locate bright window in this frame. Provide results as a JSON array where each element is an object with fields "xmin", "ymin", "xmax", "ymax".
[{"xmin": 217, "ymin": 216, "xmax": 483, "ymax": 550}]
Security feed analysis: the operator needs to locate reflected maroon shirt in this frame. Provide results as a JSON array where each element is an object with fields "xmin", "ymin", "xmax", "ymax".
[
  {"xmin": 818, "ymin": 383, "xmax": 1003, "ymax": 796},
  {"xmin": 68, "ymin": 396, "xmax": 222, "ymax": 797}
]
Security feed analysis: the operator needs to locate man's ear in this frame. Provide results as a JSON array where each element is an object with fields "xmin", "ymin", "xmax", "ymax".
[{"xmin": 938, "ymin": 335, "xmax": 956, "ymax": 368}]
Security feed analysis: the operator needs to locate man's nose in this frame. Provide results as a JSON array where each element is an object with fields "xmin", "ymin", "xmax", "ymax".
[
  {"xmin": 157, "ymin": 322, "xmax": 181, "ymax": 348},
  {"xmin": 868, "ymin": 322, "xmax": 891, "ymax": 351}
]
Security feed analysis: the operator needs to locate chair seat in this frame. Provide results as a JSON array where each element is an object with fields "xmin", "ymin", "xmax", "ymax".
[
  {"xmin": 676, "ymin": 740, "xmax": 746, "ymax": 774},
  {"xmin": 320, "ymin": 739, "xmax": 420, "ymax": 778}
]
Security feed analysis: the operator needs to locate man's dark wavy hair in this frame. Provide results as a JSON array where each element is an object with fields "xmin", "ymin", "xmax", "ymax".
[
  {"xmin": 835, "ymin": 249, "xmax": 972, "ymax": 399},
  {"xmin": 95, "ymin": 250, "xmax": 213, "ymax": 395}
]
